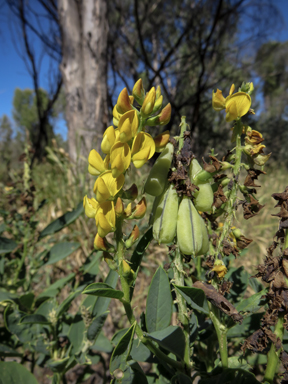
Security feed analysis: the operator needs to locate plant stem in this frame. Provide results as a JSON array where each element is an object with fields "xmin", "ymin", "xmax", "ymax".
[
  {"xmin": 209, "ymin": 303, "xmax": 228, "ymax": 369},
  {"xmin": 115, "ymin": 219, "xmax": 184, "ymax": 372},
  {"xmin": 173, "ymin": 246, "xmax": 192, "ymax": 374},
  {"xmin": 179, "ymin": 116, "xmax": 187, "ymax": 151},
  {"xmin": 216, "ymin": 119, "xmax": 242, "ymax": 258},
  {"xmin": 264, "ymin": 313, "xmax": 284, "ymax": 383}
]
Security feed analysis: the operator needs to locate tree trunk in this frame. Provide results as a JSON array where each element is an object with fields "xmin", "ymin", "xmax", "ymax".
[{"xmin": 58, "ymin": 0, "xmax": 109, "ymax": 162}]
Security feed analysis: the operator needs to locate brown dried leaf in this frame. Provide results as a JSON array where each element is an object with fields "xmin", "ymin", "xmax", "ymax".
[
  {"xmin": 193, "ymin": 281, "xmax": 243, "ymax": 323},
  {"xmin": 213, "ymin": 184, "xmax": 227, "ymax": 209}
]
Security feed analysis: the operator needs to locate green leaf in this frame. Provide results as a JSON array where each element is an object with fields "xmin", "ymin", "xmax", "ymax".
[
  {"xmin": 0, "ymin": 237, "xmax": 17, "ymax": 255},
  {"xmin": 130, "ymin": 340, "xmax": 152, "ymax": 362},
  {"xmin": 52, "ymin": 373, "xmax": 61, "ymax": 384},
  {"xmin": 174, "ymin": 285, "xmax": 209, "ymax": 314},
  {"xmin": 227, "ymin": 313, "xmax": 263, "ymax": 338},
  {"xmin": 39, "ymin": 201, "xmax": 83, "ymax": 238},
  {"xmin": 119, "ymin": 362, "xmax": 148, "ymax": 384},
  {"xmin": 56, "ymin": 291, "xmax": 80, "ymax": 318},
  {"xmin": 91, "ymin": 332, "xmax": 113, "ymax": 353},
  {"xmin": 68, "ymin": 316, "xmax": 86, "ymax": 355},
  {"xmin": 47, "ymin": 356, "xmax": 75, "ymax": 373},
  {"xmin": 44, "ymin": 242, "xmax": 80, "ymax": 265},
  {"xmin": 0, "ymin": 344, "xmax": 22, "ymax": 357},
  {"xmin": 0, "ymin": 361, "xmax": 39, "ymax": 384},
  {"xmin": 145, "ymin": 267, "xmax": 172, "ymax": 333},
  {"xmin": 20, "ymin": 314, "xmax": 50, "ymax": 324},
  {"xmin": 249, "ymin": 277, "xmax": 264, "ymax": 293},
  {"xmin": 92, "ymin": 270, "xmax": 118, "ymax": 316},
  {"xmin": 0, "ymin": 289, "xmax": 18, "ymax": 305},
  {"xmin": 226, "ymin": 267, "xmax": 249, "ymax": 303},
  {"xmin": 36, "ymin": 273, "xmax": 75, "ymax": 303},
  {"xmin": 19, "ymin": 293, "xmax": 34, "ymax": 310},
  {"xmin": 35, "ymin": 299, "xmax": 56, "ymax": 318},
  {"xmin": 87, "ymin": 312, "xmax": 108, "ymax": 342},
  {"xmin": 110, "ymin": 323, "xmax": 136, "ymax": 373},
  {"xmin": 130, "ymin": 227, "xmax": 153, "ymax": 273},
  {"xmin": 145, "ymin": 326, "xmax": 185, "ymax": 360},
  {"xmin": 236, "ymin": 289, "xmax": 267, "ymax": 314},
  {"xmin": 83, "ymin": 283, "xmax": 124, "ymax": 300},
  {"xmin": 4, "ymin": 306, "xmax": 43, "ymax": 343}
]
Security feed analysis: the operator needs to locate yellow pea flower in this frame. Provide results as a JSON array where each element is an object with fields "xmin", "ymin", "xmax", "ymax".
[
  {"xmin": 88, "ymin": 149, "xmax": 109, "ymax": 176},
  {"xmin": 212, "ymin": 259, "xmax": 227, "ymax": 279},
  {"xmin": 212, "ymin": 84, "xmax": 251, "ymax": 121},
  {"xmin": 110, "ymin": 142, "xmax": 131, "ymax": 178},
  {"xmin": 118, "ymin": 110, "xmax": 139, "ymax": 143},
  {"xmin": 131, "ymin": 132, "xmax": 156, "ymax": 168},
  {"xmin": 93, "ymin": 170, "xmax": 125, "ymax": 203},
  {"xmin": 95, "ymin": 201, "xmax": 116, "ymax": 237},
  {"xmin": 83, "ymin": 195, "xmax": 99, "ymax": 218},
  {"xmin": 101, "ymin": 126, "xmax": 118, "ymax": 154},
  {"xmin": 94, "ymin": 233, "xmax": 109, "ymax": 251}
]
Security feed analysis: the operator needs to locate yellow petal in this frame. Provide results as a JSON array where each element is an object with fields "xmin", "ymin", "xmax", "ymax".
[
  {"xmin": 225, "ymin": 92, "xmax": 251, "ymax": 122},
  {"xmin": 101, "ymin": 126, "xmax": 116, "ymax": 154},
  {"xmin": 100, "ymin": 171, "xmax": 125, "ymax": 197},
  {"xmin": 88, "ymin": 149, "xmax": 106, "ymax": 175},
  {"xmin": 212, "ymin": 89, "xmax": 226, "ymax": 111},
  {"xmin": 154, "ymin": 130, "xmax": 170, "ymax": 152},
  {"xmin": 141, "ymin": 87, "xmax": 156, "ymax": 116},
  {"xmin": 96, "ymin": 201, "xmax": 116, "ymax": 237},
  {"xmin": 83, "ymin": 195, "xmax": 99, "ymax": 218},
  {"xmin": 118, "ymin": 110, "xmax": 139, "ymax": 143},
  {"xmin": 131, "ymin": 132, "xmax": 155, "ymax": 168},
  {"xmin": 229, "ymin": 84, "xmax": 235, "ymax": 96},
  {"xmin": 94, "ymin": 177, "xmax": 110, "ymax": 202},
  {"xmin": 110, "ymin": 142, "xmax": 131, "ymax": 178},
  {"xmin": 117, "ymin": 88, "xmax": 133, "ymax": 114}
]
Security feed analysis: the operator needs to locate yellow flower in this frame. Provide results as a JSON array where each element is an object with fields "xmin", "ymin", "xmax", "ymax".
[
  {"xmin": 93, "ymin": 170, "xmax": 125, "ymax": 203},
  {"xmin": 212, "ymin": 260, "xmax": 227, "ymax": 279},
  {"xmin": 110, "ymin": 142, "xmax": 131, "ymax": 178},
  {"xmin": 118, "ymin": 110, "xmax": 139, "ymax": 143},
  {"xmin": 141, "ymin": 87, "xmax": 156, "ymax": 116},
  {"xmin": 113, "ymin": 88, "xmax": 134, "ymax": 126},
  {"xmin": 101, "ymin": 126, "xmax": 119, "ymax": 154},
  {"xmin": 131, "ymin": 132, "xmax": 155, "ymax": 168},
  {"xmin": 95, "ymin": 201, "xmax": 116, "ymax": 237},
  {"xmin": 94, "ymin": 233, "xmax": 109, "ymax": 251},
  {"xmin": 212, "ymin": 84, "xmax": 251, "ymax": 121},
  {"xmin": 83, "ymin": 195, "xmax": 99, "ymax": 218},
  {"xmin": 88, "ymin": 149, "xmax": 109, "ymax": 176}
]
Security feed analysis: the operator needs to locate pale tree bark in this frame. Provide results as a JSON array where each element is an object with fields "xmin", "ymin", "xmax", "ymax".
[{"xmin": 58, "ymin": 0, "xmax": 109, "ymax": 162}]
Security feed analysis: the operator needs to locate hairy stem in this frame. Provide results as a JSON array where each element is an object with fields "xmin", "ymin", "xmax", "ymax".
[
  {"xmin": 209, "ymin": 303, "xmax": 228, "ymax": 369},
  {"xmin": 264, "ymin": 313, "xmax": 284, "ymax": 383},
  {"xmin": 173, "ymin": 246, "xmax": 192, "ymax": 374}
]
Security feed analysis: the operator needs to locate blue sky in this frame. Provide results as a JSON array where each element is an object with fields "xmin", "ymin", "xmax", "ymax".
[{"xmin": 1, "ymin": 0, "xmax": 288, "ymax": 140}]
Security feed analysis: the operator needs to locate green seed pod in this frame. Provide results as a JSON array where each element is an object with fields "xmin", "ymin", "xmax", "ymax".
[
  {"xmin": 153, "ymin": 184, "xmax": 178, "ymax": 244},
  {"xmin": 189, "ymin": 158, "xmax": 213, "ymax": 212},
  {"xmin": 193, "ymin": 183, "xmax": 214, "ymax": 212},
  {"xmin": 144, "ymin": 142, "xmax": 174, "ymax": 196},
  {"xmin": 177, "ymin": 197, "xmax": 203, "ymax": 255},
  {"xmin": 196, "ymin": 216, "xmax": 209, "ymax": 256}
]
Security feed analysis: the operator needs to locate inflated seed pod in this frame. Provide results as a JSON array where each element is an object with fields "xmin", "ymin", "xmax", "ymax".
[
  {"xmin": 177, "ymin": 197, "xmax": 203, "ymax": 255},
  {"xmin": 196, "ymin": 216, "xmax": 209, "ymax": 256},
  {"xmin": 189, "ymin": 158, "xmax": 213, "ymax": 212},
  {"xmin": 144, "ymin": 142, "xmax": 174, "ymax": 196},
  {"xmin": 193, "ymin": 183, "xmax": 214, "ymax": 212},
  {"xmin": 153, "ymin": 184, "xmax": 178, "ymax": 244}
]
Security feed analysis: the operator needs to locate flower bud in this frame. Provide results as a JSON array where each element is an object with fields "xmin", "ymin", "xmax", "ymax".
[
  {"xmin": 132, "ymin": 79, "xmax": 145, "ymax": 105},
  {"xmin": 154, "ymin": 131, "xmax": 170, "ymax": 152},
  {"xmin": 232, "ymin": 228, "xmax": 242, "ymax": 239},
  {"xmin": 101, "ymin": 126, "xmax": 116, "ymax": 154},
  {"xmin": 94, "ymin": 233, "xmax": 112, "ymax": 251},
  {"xmin": 141, "ymin": 87, "xmax": 156, "ymax": 116},
  {"xmin": 125, "ymin": 225, "xmax": 140, "ymax": 248},
  {"xmin": 152, "ymin": 95, "xmax": 163, "ymax": 113},
  {"xmin": 130, "ymin": 197, "xmax": 147, "ymax": 219},
  {"xmin": 177, "ymin": 197, "xmax": 203, "ymax": 255},
  {"xmin": 117, "ymin": 88, "xmax": 133, "ymax": 114},
  {"xmin": 121, "ymin": 260, "xmax": 132, "ymax": 277},
  {"xmin": 144, "ymin": 142, "xmax": 174, "ymax": 196},
  {"xmin": 153, "ymin": 184, "xmax": 179, "ymax": 244},
  {"xmin": 115, "ymin": 197, "xmax": 124, "ymax": 216},
  {"xmin": 146, "ymin": 103, "xmax": 172, "ymax": 127}
]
